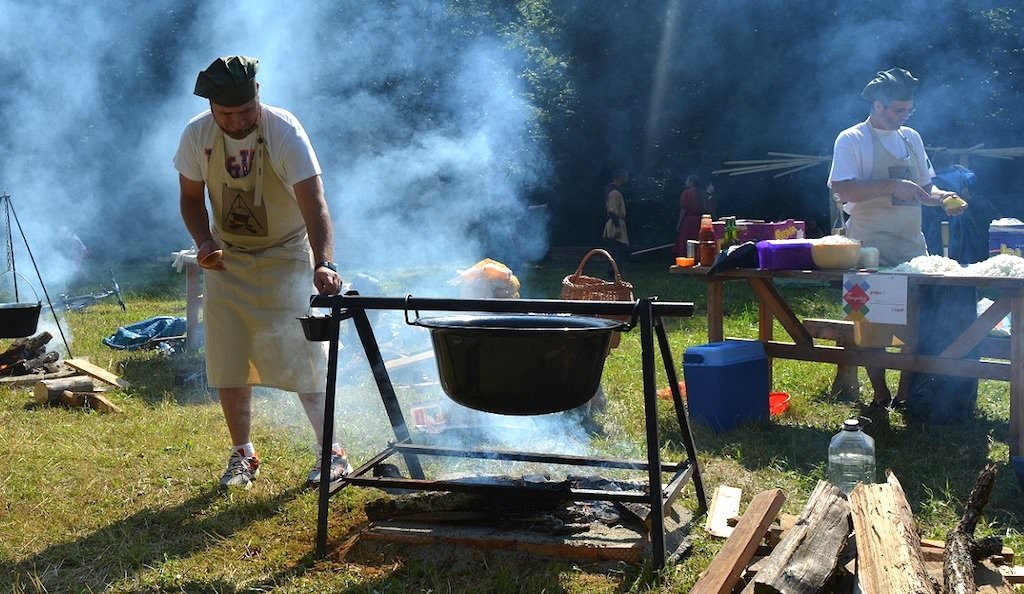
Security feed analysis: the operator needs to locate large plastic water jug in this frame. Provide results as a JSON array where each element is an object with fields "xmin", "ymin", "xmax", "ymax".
[{"xmin": 827, "ymin": 418, "xmax": 875, "ymax": 495}]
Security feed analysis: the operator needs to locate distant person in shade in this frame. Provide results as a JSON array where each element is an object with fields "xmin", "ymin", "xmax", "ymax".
[
  {"xmin": 174, "ymin": 56, "xmax": 350, "ymax": 489},
  {"xmin": 673, "ymin": 174, "xmax": 708, "ymax": 256},
  {"xmin": 601, "ymin": 168, "xmax": 630, "ymax": 270},
  {"xmin": 827, "ymin": 67, "xmax": 968, "ymax": 408}
]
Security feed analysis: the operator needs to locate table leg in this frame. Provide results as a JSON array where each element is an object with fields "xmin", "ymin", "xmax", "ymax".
[
  {"xmin": 707, "ymin": 280, "xmax": 724, "ymax": 343},
  {"xmin": 1010, "ymin": 295, "xmax": 1024, "ymax": 459},
  {"xmin": 758, "ymin": 288, "xmax": 773, "ymax": 389}
]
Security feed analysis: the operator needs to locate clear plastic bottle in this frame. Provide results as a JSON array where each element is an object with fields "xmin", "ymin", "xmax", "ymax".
[{"xmin": 827, "ymin": 418, "xmax": 875, "ymax": 495}]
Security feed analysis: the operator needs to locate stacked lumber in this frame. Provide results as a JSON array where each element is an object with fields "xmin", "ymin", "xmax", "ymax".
[
  {"xmin": 692, "ymin": 466, "xmax": 1017, "ymax": 594},
  {"xmin": 28, "ymin": 357, "xmax": 128, "ymax": 414}
]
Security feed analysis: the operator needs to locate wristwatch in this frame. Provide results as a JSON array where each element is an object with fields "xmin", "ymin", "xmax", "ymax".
[{"xmin": 316, "ymin": 260, "xmax": 338, "ymax": 272}]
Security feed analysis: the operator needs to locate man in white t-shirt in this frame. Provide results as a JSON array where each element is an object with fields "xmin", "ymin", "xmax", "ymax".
[
  {"xmin": 826, "ymin": 68, "xmax": 968, "ymax": 407},
  {"xmin": 174, "ymin": 56, "xmax": 350, "ymax": 489},
  {"xmin": 828, "ymin": 68, "xmax": 967, "ymax": 266}
]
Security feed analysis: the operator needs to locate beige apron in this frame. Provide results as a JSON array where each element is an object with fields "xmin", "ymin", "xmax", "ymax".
[
  {"xmin": 845, "ymin": 123, "xmax": 928, "ymax": 267},
  {"xmin": 203, "ymin": 122, "xmax": 327, "ymax": 392},
  {"xmin": 848, "ymin": 123, "xmax": 926, "ymax": 347}
]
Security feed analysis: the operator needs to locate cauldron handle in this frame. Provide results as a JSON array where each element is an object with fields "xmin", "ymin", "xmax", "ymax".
[{"xmin": 403, "ymin": 295, "xmax": 422, "ymax": 327}]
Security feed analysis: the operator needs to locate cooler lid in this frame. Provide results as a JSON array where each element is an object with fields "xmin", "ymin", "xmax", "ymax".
[{"xmin": 683, "ymin": 340, "xmax": 766, "ymax": 366}]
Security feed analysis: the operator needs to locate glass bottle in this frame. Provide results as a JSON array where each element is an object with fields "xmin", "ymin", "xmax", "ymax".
[
  {"xmin": 827, "ymin": 418, "xmax": 876, "ymax": 495},
  {"xmin": 698, "ymin": 214, "xmax": 718, "ymax": 267}
]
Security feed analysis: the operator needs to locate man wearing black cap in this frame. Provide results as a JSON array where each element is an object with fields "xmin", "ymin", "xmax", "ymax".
[
  {"xmin": 174, "ymin": 56, "xmax": 350, "ymax": 489},
  {"xmin": 827, "ymin": 68, "xmax": 968, "ymax": 408},
  {"xmin": 828, "ymin": 68, "xmax": 967, "ymax": 266}
]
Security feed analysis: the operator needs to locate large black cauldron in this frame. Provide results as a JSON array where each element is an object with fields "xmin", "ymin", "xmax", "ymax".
[{"xmin": 412, "ymin": 313, "xmax": 621, "ymax": 415}]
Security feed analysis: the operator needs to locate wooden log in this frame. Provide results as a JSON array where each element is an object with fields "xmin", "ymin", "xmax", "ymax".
[
  {"xmin": 0, "ymin": 332, "xmax": 51, "ymax": 364},
  {"xmin": 690, "ymin": 489, "xmax": 786, "ymax": 594},
  {"xmin": 19, "ymin": 350, "xmax": 59, "ymax": 372},
  {"xmin": 944, "ymin": 462, "xmax": 999, "ymax": 594},
  {"xmin": 849, "ymin": 472, "xmax": 936, "ymax": 594},
  {"xmin": 32, "ymin": 377, "xmax": 97, "ymax": 404},
  {"xmin": 751, "ymin": 480, "xmax": 851, "ymax": 594},
  {"xmin": 59, "ymin": 390, "xmax": 123, "ymax": 414}
]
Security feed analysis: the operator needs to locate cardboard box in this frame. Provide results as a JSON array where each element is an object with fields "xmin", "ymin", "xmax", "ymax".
[
  {"xmin": 713, "ymin": 219, "xmax": 805, "ymax": 243},
  {"xmin": 989, "ymin": 222, "xmax": 1024, "ymax": 257}
]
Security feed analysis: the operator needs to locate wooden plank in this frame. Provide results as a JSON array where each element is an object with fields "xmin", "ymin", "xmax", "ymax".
[
  {"xmin": 746, "ymin": 278, "xmax": 812, "ymax": 345},
  {"xmin": 940, "ymin": 295, "xmax": 1012, "ymax": 359},
  {"xmin": 384, "ymin": 350, "xmax": 434, "ymax": 371},
  {"xmin": 849, "ymin": 473, "xmax": 933, "ymax": 594},
  {"xmin": 64, "ymin": 358, "xmax": 130, "ymax": 388},
  {"xmin": 752, "ymin": 480, "xmax": 851, "ymax": 594},
  {"xmin": 705, "ymin": 485, "xmax": 742, "ymax": 538},
  {"xmin": 690, "ymin": 489, "xmax": 786, "ymax": 594},
  {"xmin": 761, "ymin": 341, "xmax": 1011, "ymax": 381}
]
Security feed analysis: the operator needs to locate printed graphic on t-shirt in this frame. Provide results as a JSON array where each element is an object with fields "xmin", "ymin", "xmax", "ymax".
[
  {"xmin": 889, "ymin": 165, "xmax": 917, "ymax": 206},
  {"xmin": 221, "ymin": 185, "xmax": 268, "ymax": 236},
  {"xmin": 204, "ymin": 147, "xmax": 256, "ymax": 179}
]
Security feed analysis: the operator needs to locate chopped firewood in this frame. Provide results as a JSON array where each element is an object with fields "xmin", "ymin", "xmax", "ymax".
[
  {"xmin": 705, "ymin": 484, "xmax": 742, "ymax": 538},
  {"xmin": 998, "ymin": 565, "xmax": 1024, "ymax": 584},
  {"xmin": 944, "ymin": 462, "xmax": 1000, "ymax": 594},
  {"xmin": 0, "ymin": 332, "xmax": 52, "ymax": 365},
  {"xmin": 850, "ymin": 472, "xmax": 936, "ymax": 594},
  {"xmin": 690, "ymin": 488, "xmax": 786, "ymax": 594},
  {"xmin": 33, "ymin": 377, "xmax": 98, "ymax": 404},
  {"xmin": 921, "ymin": 538, "xmax": 1014, "ymax": 564},
  {"xmin": 59, "ymin": 391, "xmax": 123, "ymax": 414},
  {"xmin": 64, "ymin": 358, "xmax": 130, "ymax": 388},
  {"xmin": 747, "ymin": 481, "xmax": 850, "ymax": 594}
]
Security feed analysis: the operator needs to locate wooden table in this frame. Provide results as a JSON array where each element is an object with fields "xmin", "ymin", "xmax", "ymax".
[{"xmin": 670, "ymin": 265, "xmax": 1024, "ymax": 464}]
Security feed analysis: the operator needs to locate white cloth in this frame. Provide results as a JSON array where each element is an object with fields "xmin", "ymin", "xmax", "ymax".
[{"xmin": 173, "ymin": 104, "xmax": 321, "ymax": 190}]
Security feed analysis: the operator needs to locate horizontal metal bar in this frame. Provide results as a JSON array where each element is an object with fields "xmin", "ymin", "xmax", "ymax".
[
  {"xmin": 339, "ymin": 475, "xmax": 658, "ymax": 503},
  {"xmin": 309, "ymin": 294, "xmax": 694, "ymax": 318},
  {"xmin": 393, "ymin": 442, "xmax": 685, "ymax": 473}
]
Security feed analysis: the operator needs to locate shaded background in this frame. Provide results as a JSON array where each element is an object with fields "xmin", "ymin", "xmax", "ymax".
[{"xmin": 0, "ymin": 0, "xmax": 1021, "ymax": 287}]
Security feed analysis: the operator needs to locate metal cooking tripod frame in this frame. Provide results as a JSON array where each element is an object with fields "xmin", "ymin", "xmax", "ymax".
[{"xmin": 309, "ymin": 294, "xmax": 707, "ymax": 571}]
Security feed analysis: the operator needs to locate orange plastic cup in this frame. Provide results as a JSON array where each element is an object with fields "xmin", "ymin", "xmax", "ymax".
[{"xmin": 674, "ymin": 257, "xmax": 695, "ymax": 268}]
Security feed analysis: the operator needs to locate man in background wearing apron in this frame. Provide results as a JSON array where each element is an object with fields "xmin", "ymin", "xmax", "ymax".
[
  {"xmin": 174, "ymin": 56, "xmax": 348, "ymax": 489},
  {"xmin": 827, "ymin": 68, "xmax": 968, "ymax": 407}
]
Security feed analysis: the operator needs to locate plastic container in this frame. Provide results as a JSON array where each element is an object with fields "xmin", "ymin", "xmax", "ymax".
[
  {"xmin": 682, "ymin": 340, "xmax": 769, "ymax": 431},
  {"xmin": 989, "ymin": 219, "xmax": 1024, "ymax": 257},
  {"xmin": 827, "ymin": 418, "xmax": 875, "ymax": 495},
  {"xmin": 756, "ymin": 240, "xmax": 814, "ymax": 270},
  {"xmin": 769, "ymin": 391, "xmax": 790, "ymax": 416}
]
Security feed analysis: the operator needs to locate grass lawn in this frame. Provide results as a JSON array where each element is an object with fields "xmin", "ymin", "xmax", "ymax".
[{"xmin": 2, "ymin": 254, "xmax": 1023, "ymax": 593}]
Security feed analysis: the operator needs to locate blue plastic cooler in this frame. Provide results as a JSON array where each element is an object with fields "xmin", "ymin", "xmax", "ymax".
[{"xmin": 682, "ymin": 340, "xmax": 769, "ymax": 431}]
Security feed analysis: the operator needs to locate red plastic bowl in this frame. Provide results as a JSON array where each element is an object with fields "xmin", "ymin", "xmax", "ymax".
[{"xmin": 769, "ymin": 391, "xmax": 790, "ymax": 416}]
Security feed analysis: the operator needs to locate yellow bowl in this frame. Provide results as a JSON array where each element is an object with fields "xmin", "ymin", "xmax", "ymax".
[{"xmin": 811, "ymin": 241, "xmax": 862, "ymax": 270}]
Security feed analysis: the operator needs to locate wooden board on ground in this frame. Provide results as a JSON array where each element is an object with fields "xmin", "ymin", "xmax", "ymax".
[
  {"xmin": 705, "ymin": 485, "xmax": 742, "ymax": 538},
  {"xmin": 0, "ymin": 366, "xmax": 78, "ymax": 388},
  {"xmin": 690, "ymin": 488, "xmax": 786, "ymax": 594},
  {"xmin": 65, "ymin": 358, "xmax": 130, "ymax": 388},
  {"xmin": 362, "ymin": 518, "xmax": 645, "ymax": 564}
]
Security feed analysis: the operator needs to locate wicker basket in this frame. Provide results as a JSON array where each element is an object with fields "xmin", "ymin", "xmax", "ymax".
[{"xmin": 560, "ymin": 248, "xmax": 634, "ymax": 348}]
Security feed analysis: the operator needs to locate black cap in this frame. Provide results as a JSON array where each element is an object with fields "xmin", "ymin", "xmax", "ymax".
[
  {"xmin": 194, "ymin": 56, "xmax": 259, "ymax": 106},
  {"xmin": 860, "ymin": 68, "xmax": 919, "ymax": 103}
]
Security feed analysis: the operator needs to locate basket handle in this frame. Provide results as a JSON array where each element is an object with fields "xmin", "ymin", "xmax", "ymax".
[{"xmin": 573, "ymin": 248, "xmax": 623, "ymax": 283}]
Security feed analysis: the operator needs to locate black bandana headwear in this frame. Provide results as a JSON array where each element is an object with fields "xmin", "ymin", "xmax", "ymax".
[
  {"xmin": 194, "ymin": 56, "xmax": 259, "ymax": 106},
  {"xmin": 860, "ymin": 68, "xmax": 919, "ymax": 103}
]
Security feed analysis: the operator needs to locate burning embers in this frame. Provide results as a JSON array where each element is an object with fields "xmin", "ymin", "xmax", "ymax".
[{"xmin": 0, "ymin": 331, "xmax": 61, "ymax": 376}]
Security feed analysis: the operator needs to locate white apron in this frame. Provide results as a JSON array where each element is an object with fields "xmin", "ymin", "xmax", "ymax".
[
  {"xmin": 202, "ymin": 122, "xmax": 327, "ymax": 392},
  {"xmin": 845, "ymin": 123, "xmax": 928, "ymax": 267}
]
